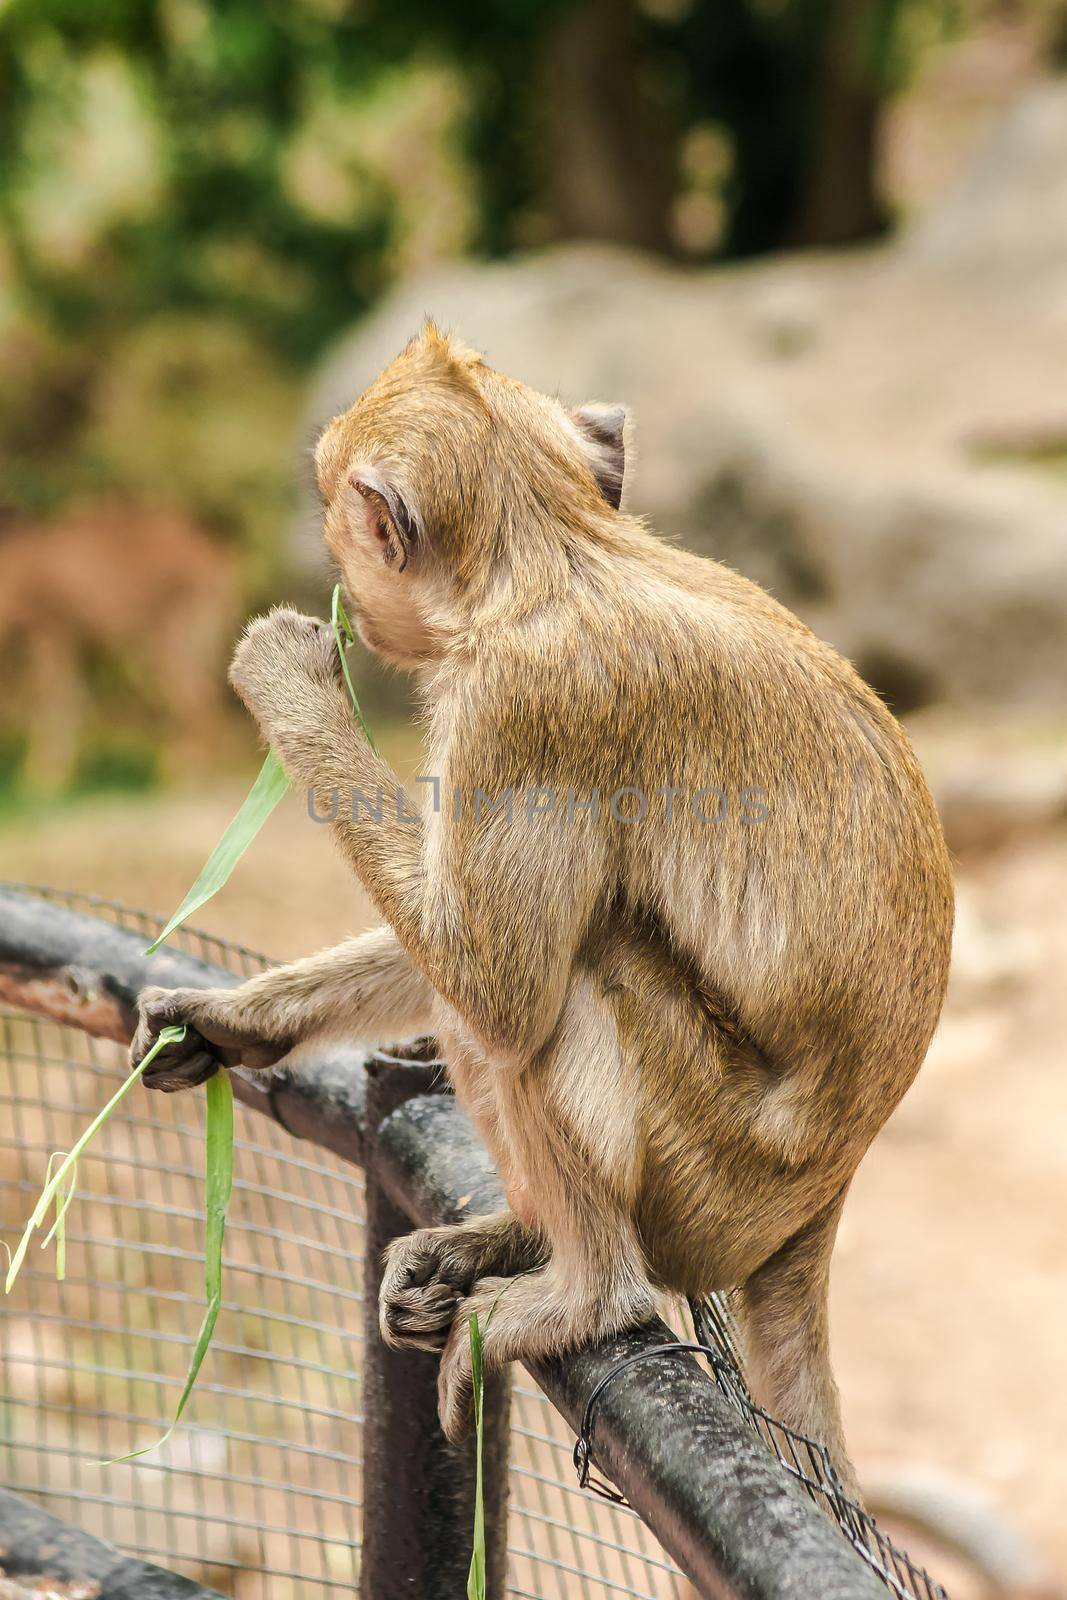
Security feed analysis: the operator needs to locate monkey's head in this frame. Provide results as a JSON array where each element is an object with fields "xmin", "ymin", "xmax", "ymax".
[{"xmin": 314, "ymin": 323, "xmax": 626, "ymax": 669}]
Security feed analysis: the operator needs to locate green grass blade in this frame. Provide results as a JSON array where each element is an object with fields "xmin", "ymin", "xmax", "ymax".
[
  {"xmin": 147, "ymin": 585, "xmax": 373, "ymax": 956},
  {"xmin": 466, "ymin": 1310, "xmax": 487, "ymax": 1600},
  {"xmin": 331, "ymin": 584, "xmax": 377, "ymax": 752},
  {"xmin": 4, "ymin": 1024, "xmax": 187, "ymax": 1294},
  {"xmin": 202, "ymin": 1066, "xmax": 234, "ymax": 1303},
  {"xmin": 105, "ymin": 1069, "xmax": 234, "ymax": 1464},
  {"xmin": 40, "ymin": 1151, "xmax": 78, "ymax": 1279},
  {"xmin": 144, "ymin": 751, "xmax": 290, "ymax": 954},
  {"xmin": 103, "ymin": 1293, "xmax": 223, "ymax": 1466}
]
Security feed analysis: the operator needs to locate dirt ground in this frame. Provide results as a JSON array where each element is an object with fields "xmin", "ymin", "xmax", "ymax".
[{"xmin": 1, "ymin": 745, "xmax": 1065, "ymax": 1589}]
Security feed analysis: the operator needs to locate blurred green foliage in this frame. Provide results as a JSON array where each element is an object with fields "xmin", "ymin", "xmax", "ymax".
[
  {"xmin": 0, "ymin": 0, "xmax": 973, "ymax": 369},
  {"xmin": 0, "ymin": 0, "xmax": 1056, "ymax": 800},
  {"xmin": 69, "ymin": 738, "xmax": 159, "ymax": 798},
  {"xmin": 0, "ymin": 0, "xmax": 988, "ymax": 571},
  {"xmin": 0, "ymin": 0, "xmax": 396, "ymax": 361},
  {"xmin": 0, "ymin": 0, "xmax": 477, "ymax": 566}
]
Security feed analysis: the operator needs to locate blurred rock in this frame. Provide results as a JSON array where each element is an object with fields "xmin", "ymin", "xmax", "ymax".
[
  {"xmin": 299, "ymin": 81, "xmax": 1067, "ymax": 715},
  {"xmin": 936, "ymin": 763, "xmax": 1067, "ymax": 856},
  {"xmin": 905, "ymin": 79, "xmax": 1067, "ymax": 290},
  {"xmin": 947, "ymin": 888, "xmax": 1042, "ymax": 1005}
]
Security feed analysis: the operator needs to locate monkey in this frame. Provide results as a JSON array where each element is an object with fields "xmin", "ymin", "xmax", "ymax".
[{"xmin": 130, "ymin": 323, "xmax": 954, "ymax": 1496}]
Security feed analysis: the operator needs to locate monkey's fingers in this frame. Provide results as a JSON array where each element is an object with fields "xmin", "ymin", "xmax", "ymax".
[
  {"xmin": 144, "ymin": 1048, "xmax": 221, "ymax": 1094},
  {"xmin": 129, "ymin": 985, "xmax": 199, "ymax": 1072},
  {"xmin": 139, "ymin": 1025, "xmax": 223, "ymax": 1093},
  {"xmin": 228, "ymin": 608, "xmax": 342, "ymax": 726}
]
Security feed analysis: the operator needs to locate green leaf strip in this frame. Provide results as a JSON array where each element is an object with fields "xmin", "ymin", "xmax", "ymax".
[
  {"xmin": 331, "ymin": 583, "xmax": 378, "ymax": 752},
  {"xmin": 104, "ymin": 1068, "xmax": 234, "ymax": 1464},
  {"xmin": 40, "ymin": 1150, "xmax": 78, "ymax": 1280},
  {"xmin": 143, "ymin": 752, "xmax": 290, "ymax": 955},
  {"xmin": 467, "ymin": 1310, "xmax": 487, "ymax": 1600},
  {"xmin": 4, "ymin": 1024, "xmax": 188, "ymax": 1294}
]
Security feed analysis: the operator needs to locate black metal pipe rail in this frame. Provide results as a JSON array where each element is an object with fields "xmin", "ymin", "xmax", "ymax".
[
  {"xmin": 0, "ymin": 1488, "xmax": 227, "ymax": 1599},
  {"xmin": 0, "ymin": 885, "xmax": 888, "ymax": 1600}
]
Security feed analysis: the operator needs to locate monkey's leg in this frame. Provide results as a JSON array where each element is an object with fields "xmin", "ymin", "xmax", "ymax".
[
  {"xmin": 379, "ymin": 1211, "xmax": 546, "ymax": 1353},
  {"xmin": 131, "ymin": 926, "xmax": 432, "ymax": 1090},
  {"xmin": 432, "ymin": 1052, "xmax": 656, "ymax": 1442},
  {"xmin": 737, "ymin": 1187, "xmax": 862, "ymax": 1505},
  {"xmin": 434, "ymin": 1216, "xmax": 656, "ymax": 1441}
]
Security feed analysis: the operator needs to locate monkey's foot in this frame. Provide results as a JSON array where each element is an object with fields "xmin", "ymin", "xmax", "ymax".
[
  {"xmin": 378, "ymin": 1227, "xmax": 486, "ymax": 1353},
  {"xmin": 435, "ymin": 1276, "xmax": 515, "ymax": 1442}
]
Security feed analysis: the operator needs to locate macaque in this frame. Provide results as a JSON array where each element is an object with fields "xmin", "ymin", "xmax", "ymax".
[{"xmin": 131, "ymin": 325, "xmax": 953, "ymax": 1493}]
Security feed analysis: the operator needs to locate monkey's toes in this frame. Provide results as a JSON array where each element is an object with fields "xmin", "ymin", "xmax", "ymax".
[
  {"xmin": 437, "ymin": 1335, "xmax": 475, "ymax": 1443},
  {"xmin": 378, "ymin": 1230, "xmax": 480, "ymax": 1351},
  {"xmin": 379, "ymin": 1278, "xmax": 462, "ymax": 1352}
]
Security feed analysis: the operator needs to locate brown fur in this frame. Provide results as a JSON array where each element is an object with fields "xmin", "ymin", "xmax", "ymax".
[{"xmin": 131, "ymin": 325, "xmax": 954, "ymax": 1494}]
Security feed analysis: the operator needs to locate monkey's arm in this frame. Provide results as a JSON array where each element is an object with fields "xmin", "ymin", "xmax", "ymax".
[
  {"xmin": 228, "ymin": 610, "xmax": 605, "ymax": 1061},
  {"xmin": 130, "ymin": 926, "xmax": 433, "ymax": 1088},
  {"xmin": 227, "ymin": 609, "xmax": 423, "ymax": 919}
]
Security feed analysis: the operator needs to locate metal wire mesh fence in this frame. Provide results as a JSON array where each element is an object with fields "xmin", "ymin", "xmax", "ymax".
[
  {"xmin": 0, "ymin": 888, "xmax": 693, "ymax": 1600},
  {"xmin": 571, "ymin": 1310, "xmax": 951, "ymax": 1600},
  {"xmin": 689, "ymin": 1300, "xmax": 949, "ymax": 1600}
]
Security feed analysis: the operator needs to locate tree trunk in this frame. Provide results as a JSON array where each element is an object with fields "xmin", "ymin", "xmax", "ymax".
[
  {"xmin": 791, "ymin": 0, "xmax": 889, "ymax": 247},
  {"xmin": 541, "ymin": 0, "xmax": 674, "ymax": 253}
]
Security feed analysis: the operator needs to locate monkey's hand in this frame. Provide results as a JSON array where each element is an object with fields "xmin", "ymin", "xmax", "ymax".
[
  {"xmin": 130, "ymin": 985, "xmax": 293, "ymax": 1092},
  {"xmin": 228, "ymin": 607, "xmax": 352, "ymax": 777}
]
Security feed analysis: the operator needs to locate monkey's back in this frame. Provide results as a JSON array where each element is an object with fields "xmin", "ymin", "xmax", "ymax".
[
  {"xmin": 629, "ymin": 547, "xmax": 950, "ymax": 1083},
  {"xmin": 498, "ymin": 533, "xmax": 954, "ymax": 1285},
  {"xmin": 449, "ymin": 524, "xmax": 952, "ymax": 1290}
]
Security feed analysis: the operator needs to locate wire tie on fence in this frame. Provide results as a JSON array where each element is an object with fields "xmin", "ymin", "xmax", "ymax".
[
  {"xmin": 574, "ymin": 1341, "xmax": 728, "ymax": 1505},
  {"xmin": 574, "ymin": 1320, "xmax": 951, "ymax": 1600}
]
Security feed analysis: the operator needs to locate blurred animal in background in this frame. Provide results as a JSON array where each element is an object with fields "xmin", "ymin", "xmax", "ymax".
[{"xmin": 0, "ymin": 503, "xmax": 238, "ymax": 793}]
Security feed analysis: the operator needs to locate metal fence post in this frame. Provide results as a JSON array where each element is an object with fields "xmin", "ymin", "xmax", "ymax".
[{"xmin": 361, "ymin": 1055, "xmax": 510, "ymax": 1600}]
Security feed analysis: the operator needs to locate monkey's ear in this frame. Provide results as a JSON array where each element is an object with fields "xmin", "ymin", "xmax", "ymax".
[
  {"xmin": 571, "ymin": 404, "xmax": 627, "ymax": 510},
  {"xmin": 348, "ymin": 466, "xmax": 420, "ymax": 572}
]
